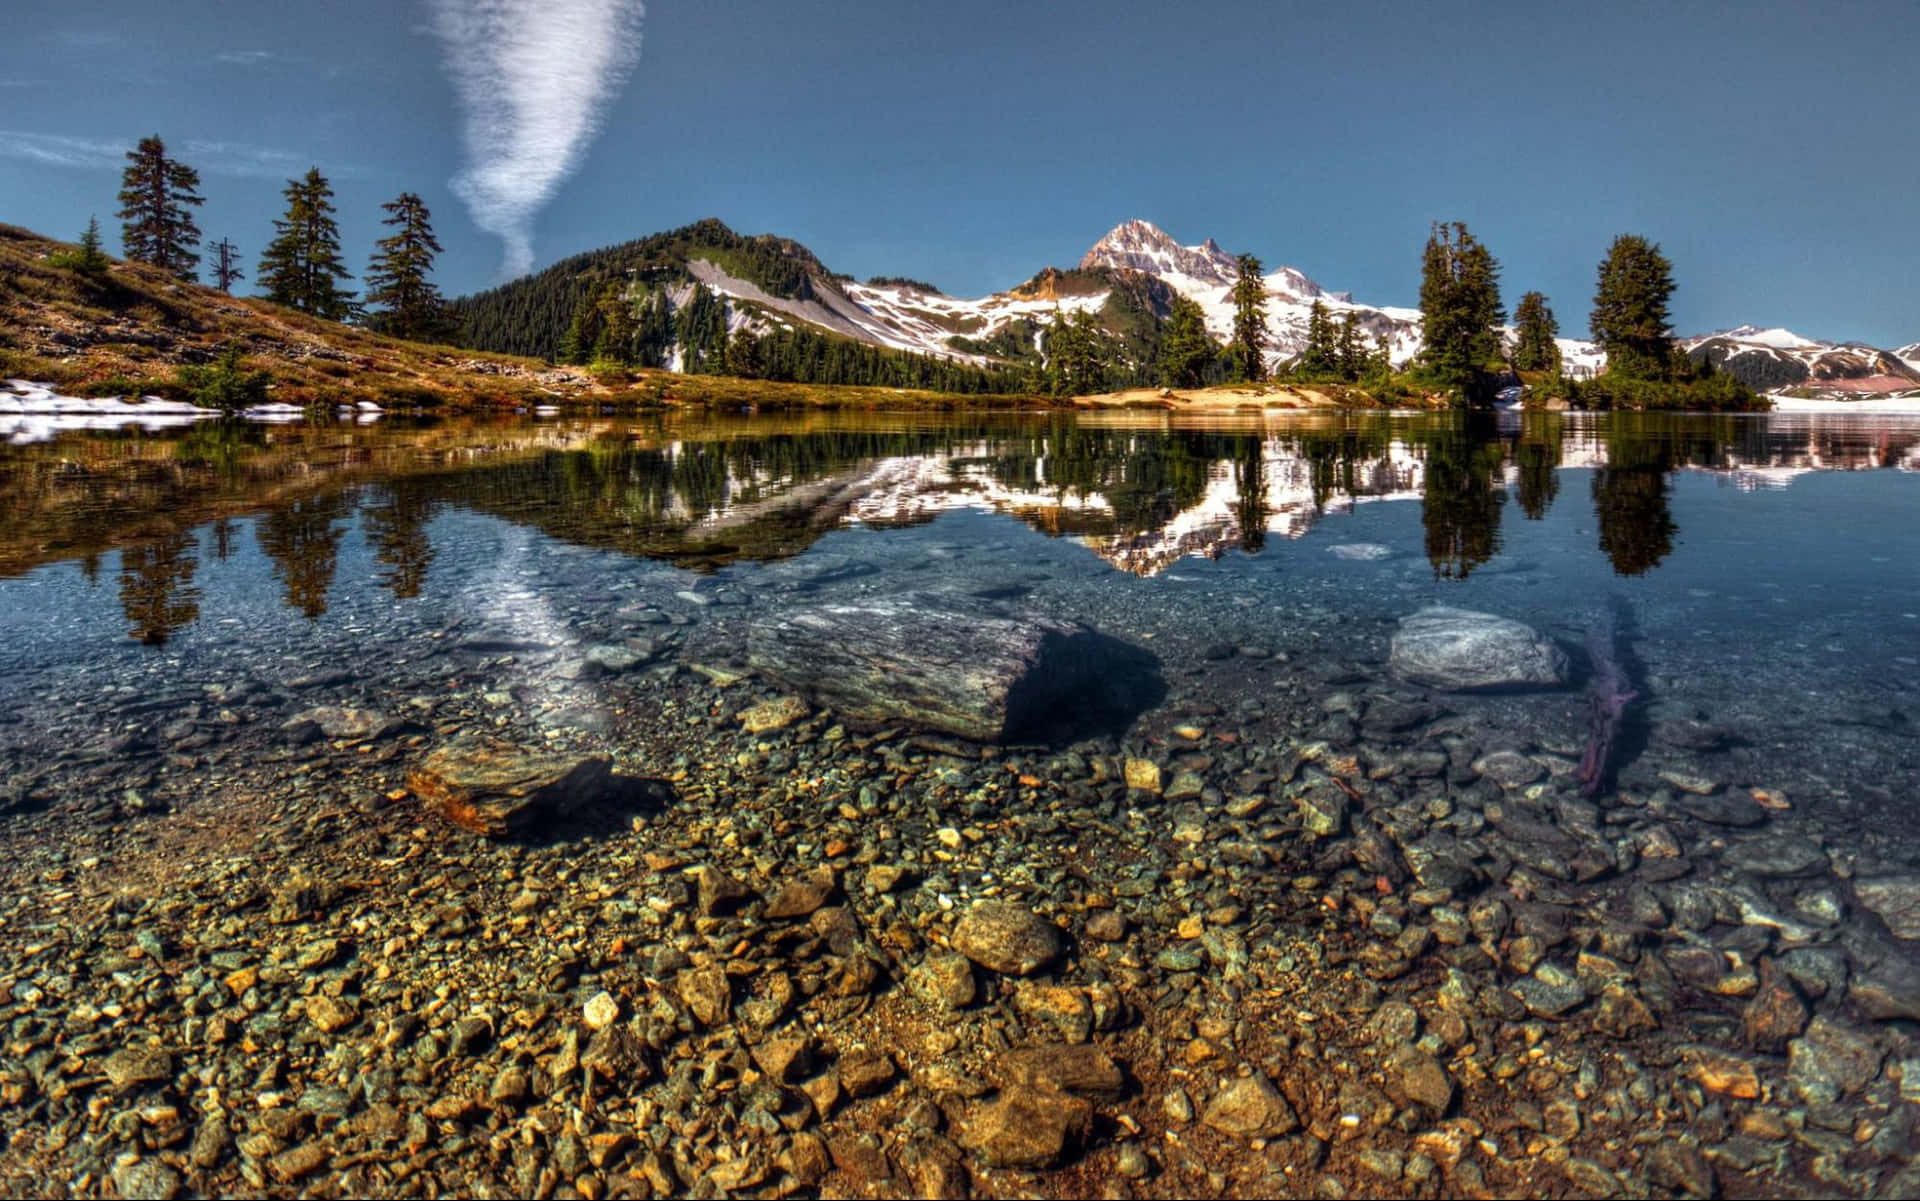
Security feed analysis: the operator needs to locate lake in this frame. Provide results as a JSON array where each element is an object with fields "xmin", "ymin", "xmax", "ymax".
[{"xmin": 1, "ymin": 406, "xmax": 1917, "ymax": 1198}]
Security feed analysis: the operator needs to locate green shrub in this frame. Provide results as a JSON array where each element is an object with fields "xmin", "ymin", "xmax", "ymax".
[{"xmin": 176, "ymin": 344, "xmax": 272, "ymax": 413}]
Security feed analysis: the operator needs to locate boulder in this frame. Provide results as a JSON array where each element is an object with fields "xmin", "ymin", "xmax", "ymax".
[
  {"xmin": 408, "ymin": 738, "xmax": 619, "ymax": 837},
  {"xmin": 745, "ymin": 594, "xmax": 1159, "ymax": 742},
  {"xmin": 1389, "ymin": 607, "xmax": 1568, "ymax": 692}
]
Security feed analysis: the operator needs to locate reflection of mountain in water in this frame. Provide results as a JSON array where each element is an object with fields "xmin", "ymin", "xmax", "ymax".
[{"xmin": 3, "ymin": 410, "xmax": 1916, "ymax": 637}]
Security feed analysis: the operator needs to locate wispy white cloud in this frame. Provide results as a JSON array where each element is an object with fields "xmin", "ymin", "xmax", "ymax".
[
  {"xmin": 427, "ymin": 0, "xmax": 645, "ymax": 278},
  {"xmin": 0, "ymin": 131, "xmax": 354, "ymax": 179},
  {"xmin": 0, "ymin": 132, "xmax": 124, "ymax": 170},
  {"xmin": 213, "ymin": 49, "xmax": 276, "ymax": 66}
]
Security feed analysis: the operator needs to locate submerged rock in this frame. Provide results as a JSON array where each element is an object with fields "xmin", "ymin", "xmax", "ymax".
[
  {"xmin": 950, "ymin": 900, "xmax": 1065, "ymax": 976},
  {"xmin": 407, "ymin": 738, "xmax": 620, "ymax": 837},
  {"xmin": 1201, "ymin": 1070, "xmax": 1298, "ymax": 1138},
  {"xmin": 1852, "ymin": 874, "xmax": 1920, "ymax": 940},
  {"xmin": 745, "ymin": 593, "xmax": 1160, "ymax": 742},
  {"xmin": 959, "ymin": 1083, "xmax": 1092, "ymax": 1168},
  {"xmin": 1389, "ymin": 607, "xmax": 1568, "ymax": 692}
]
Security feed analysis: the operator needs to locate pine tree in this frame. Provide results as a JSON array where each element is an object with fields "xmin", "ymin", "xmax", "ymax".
[
  {"xmin": 1337, "ymin": 313, "xmax": 1365, "ymax": 380},
  {"xmin": 1417, "ymin": 221, "xmax": 1505, "ymax": 400},
  {"xmin": 364, "ymin": 193, "xmax": 446, "ymax": 340},
  {"xmin": 1511, "ymin": 291, "xmax": 1561, "ymax": 373},
  {"xmin": 1298, "ymin": 300, "xmax": 1338, "ymax": 376},
  {"xmin": 558, "ymin": 291, "xmax": 601, "ymax": 365},
  {"xmin": 1044, "ymin": 311, "xmax": 1106, "ymax": 396},
  {"xmin": 257, "ymin": 168, "xmax": 356, "ymax": 320},
  {"xmin": 1229, "ymin": 254, "xmax": 1269, "ymax": 382},
  {"xmin": 115, "ymin": 135, "xmax": 203, "ymax": 280},
  {"xmin": 211, "ymin": 237, "xmax": 244, "ymax": 293},
  {"xmin": 52, "ymin": 216, "xmax": 112, "ymax": 277},
  {"xmin": 1589, "ymin": 235, "xmax": 1676, "ymax": 381},
  {"xmin": 1158, "ymin": 295, "xmax": 1213, "ymax": 388}
]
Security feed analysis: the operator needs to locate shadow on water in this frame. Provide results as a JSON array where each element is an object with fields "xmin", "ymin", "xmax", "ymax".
[
  {"xmin": 513, "ymin": 774, "xmax": 678, "ymax": 847},
  {"xmin": 1010, "ymin": 629, "xmax": 1168, "ymax": 747}
]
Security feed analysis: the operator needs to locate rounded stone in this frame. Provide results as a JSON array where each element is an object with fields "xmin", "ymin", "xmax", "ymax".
[{"xmin": 950, "ymin": 900, "xmax": 1065, "ymax": 976}]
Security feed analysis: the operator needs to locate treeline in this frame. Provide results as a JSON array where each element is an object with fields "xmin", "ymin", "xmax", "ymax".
[
  {"xmin": 557, "ymin": 279, "xmax": 1029, "ymax": 393},
  {"xmin": 448, "ymin": 218, "xmax": 834, "ymax": 361}
]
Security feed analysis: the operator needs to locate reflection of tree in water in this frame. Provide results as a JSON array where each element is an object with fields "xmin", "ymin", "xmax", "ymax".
[
  {"xmin": 1594, "ymin": 426, "xmax": 1676, "ymax": 576},
  {"xmin": 210, "ymin": 517, "xmax": 237, "ymax": 561},
  {"xmin": 1514, "ymin": 412, "xmax": 1564, "ymax": 520},
  {"xmin": 119, "ymin": 530, "xmax": 202, "ymax": 644},
  {"xmin": 1233, "ymin": 440, "xmax": 1269, "ymax": 554},
  {"xmin": 258, "ymin": 492, "xmax": 351, "ymax": 619},
  {"xmin": 1420, "ymin": 416, "xmax": 1507, "ymax": 579},
  {"xmin": 360, "ymin": 483, "xmax": 439, "ymax": 600}
]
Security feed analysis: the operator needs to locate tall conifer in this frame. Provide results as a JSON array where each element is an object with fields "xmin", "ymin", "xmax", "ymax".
[
  {"xmin": 1229, "ymin": 254, "xmax": 1269, "ymax": 383},
  {"xmin": 116, "ymin": 135, "xmax": 203, "ymax": 280},
  {"xmin": 1417, "ymin": 221, "xmax": 1504, "ymax": 400},
  {"xmin": 1158, "ymin": 294, "xmax": 1212, "ymax": 388},
  {"xmin": 1590, "ymin": 236, "xmax": 1676, "ymax": 380},
  {"xmin": 1511, "ymin": 291, "xmax": 1561, "ymax": 373},
  {"xmin": 257, "ymin": 168, "xmax": 355, "ymax": 319},
  {"xmin": 364, "ymin": 193, "xmax": 446, "ymax": 340}
]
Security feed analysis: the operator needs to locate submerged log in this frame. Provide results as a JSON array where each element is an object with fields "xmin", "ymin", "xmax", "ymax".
[
  {"xmin": 1575, "ymin": 603, "xmax": 1638, "ymax": 799},
  {"xmin": 745, "ymin": 594, "xmax": 1159, "ymax": 743}
]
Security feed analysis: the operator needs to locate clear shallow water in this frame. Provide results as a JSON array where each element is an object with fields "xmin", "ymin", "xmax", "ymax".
[
  {"xmin": 3, "ymin": 408, "xmax": 1920, "ymax": 1197},
  {"xmin": 3, "ymin": 407, "xmax": 1916, "ymax": 837}
]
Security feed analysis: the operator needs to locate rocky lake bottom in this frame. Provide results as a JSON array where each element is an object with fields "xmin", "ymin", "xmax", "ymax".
[{"xmin": 0, "ymin": 410, "xmax": 1917, "ymax": 1199}]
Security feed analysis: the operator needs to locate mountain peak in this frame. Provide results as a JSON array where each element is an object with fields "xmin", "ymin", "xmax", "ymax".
[{"xmin": 1081, "ymin": 220, "xmax": 1241, "ymax": 288}]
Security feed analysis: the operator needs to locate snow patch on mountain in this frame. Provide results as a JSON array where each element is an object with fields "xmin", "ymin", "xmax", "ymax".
[{"xmin": 658, "ymin": 220, "xmax": 1908, "ymax": 396}]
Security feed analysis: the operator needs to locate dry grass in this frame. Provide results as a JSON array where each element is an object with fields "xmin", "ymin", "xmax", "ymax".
[{"xmin": 0, "ymin": 223, "xmax": 1057, "ymax": 413}]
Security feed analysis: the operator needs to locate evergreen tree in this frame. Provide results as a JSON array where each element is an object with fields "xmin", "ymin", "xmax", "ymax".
[
  {"xmin": 673, "ymin": 285, "xmax": 729, "ymax": 372},
  {"xmin": 1336, "ymin": 312, "xmax": 1366, "ymax": 380},
  {"xmin": 1229, "ymin": 254, "xmax": 1269, "ymax": 382},
  {"xmin": 634, "ymin": 289, "xmax": 674, "ymax": 368},
  {"xmin": 364, "ymin": 192, "xmax": 446, "ymax": 340},
  {"xmin": 1158, "ymin": 294, "xmax": 1212, "ymax": 388},
  {"xmin": 1417, "ymin": 221, "xmax": 1504, "ymax": 401},
  {"xmin": 257, "ymin": 168, "xmax": 356, "ymax": 320},
  {"xmin": 1298, "ymin": 300, "xmax": 1339, "ymax": 376},
  {"xmin": 211, "ymin": 237, "xmax": 244, "ymax": 293},
  {"xmin": 558, "ymin": 291, "xmax": 602, "ymax": 365},
  {"xmin": 1044, "ymin": 311, "xmax": 1106, "ymax": 396},
  {"xmin": 1511, "ymin": 290, "xmax": 1561, "ymax": 373},
  {"xmin": 1590, "ymin": 235, "xmax": 1676, "ymax": 381},
  {"xmin": 115, "ymin": 135, "xmax": 203, "ymax": 280},
  {"xmin": 52, "ymin": 216, "xmax": 112, "ymax": 278},
  {"xmin": 589, "ymin": 284, "xmax": 640, "ymax": 365}
]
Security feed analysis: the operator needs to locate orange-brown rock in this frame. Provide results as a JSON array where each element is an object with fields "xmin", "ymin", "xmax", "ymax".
[{"xmin": 407, "ymin": 738, "xmax": 616, "ymax": 837}]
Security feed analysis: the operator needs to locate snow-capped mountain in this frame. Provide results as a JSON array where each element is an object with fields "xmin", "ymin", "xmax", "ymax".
[
  {"xmin": 1683, "ymin": 327, "xmax": 1920, "ymax": 397},
  {"xmin": 455, "ymin": 217, "xmax": 1915, "ymax": 398}
]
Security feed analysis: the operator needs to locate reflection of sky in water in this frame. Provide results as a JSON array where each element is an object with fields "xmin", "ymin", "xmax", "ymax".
[{"xmin": 0, "ymin": 413, "xmax": 1915, "ymax": 685}]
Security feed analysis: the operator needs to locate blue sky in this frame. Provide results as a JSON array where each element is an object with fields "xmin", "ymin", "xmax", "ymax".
[{"xmin": 2, "ymin": 1, "xmax": 1915, "ymax": 346}]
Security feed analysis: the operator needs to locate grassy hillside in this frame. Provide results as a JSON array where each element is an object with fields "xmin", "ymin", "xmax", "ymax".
[{"xmin": 0, "ymin": 223, "xmax": 1052, "ymax": 412}]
